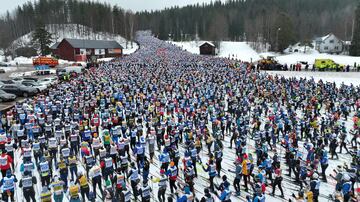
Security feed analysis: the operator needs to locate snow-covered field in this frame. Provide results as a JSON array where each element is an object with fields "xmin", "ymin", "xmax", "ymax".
[{"xmin": 266, "ymin": 71, "xmax": 360, "ymax": 87}]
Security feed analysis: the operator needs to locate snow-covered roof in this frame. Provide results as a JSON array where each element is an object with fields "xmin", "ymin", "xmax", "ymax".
[
  {"xmin": 64, "ymin": 38, "xmax": 123, "ymax": 49},
  {"xmin": 50, "ymin": 42, "xmax": 60, "ymax": 49},
  {"xmin": 315, "ymin": 33, "xmax": 338, "ymax": 42},
  {"xmin": 200, "ymin": 41, "xmax": 215, "ymax": 47},
  {"xmin": 321, "ymin": 34, "xmax": 332, "ymax": 41}
]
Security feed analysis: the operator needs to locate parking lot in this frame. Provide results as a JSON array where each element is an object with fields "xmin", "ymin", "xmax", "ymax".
[{"xmin": 0, "ymin": 65, "xmax": 58, "ymax": 112}]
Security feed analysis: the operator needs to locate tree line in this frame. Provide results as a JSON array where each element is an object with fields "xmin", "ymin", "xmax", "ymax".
[
  {"xmin": 0, "ymin": 0, "xmax": 135, "ymax": 50},
  {"xmin": 0, "ymin": 0, "xmax": 358, "ymax": 53}
]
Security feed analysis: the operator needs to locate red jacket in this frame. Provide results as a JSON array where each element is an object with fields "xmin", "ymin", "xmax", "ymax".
[{"xmin": 0, "ymin": 154, "xmax": 12, "ymax": 170}]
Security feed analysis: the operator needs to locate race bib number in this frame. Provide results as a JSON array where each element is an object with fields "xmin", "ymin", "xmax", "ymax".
[
  {"xmin": 22, "ymin": 178, "xmax": 32, "ymax": 187},
  {"xmin": 40, "ymin": 163, "xmax": 49, "ymax": 172}
]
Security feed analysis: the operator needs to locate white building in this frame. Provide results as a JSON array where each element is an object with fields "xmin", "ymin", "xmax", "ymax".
[{"xmin": 315, "ymin": 33, "xmax": 344, "ymax": 54}]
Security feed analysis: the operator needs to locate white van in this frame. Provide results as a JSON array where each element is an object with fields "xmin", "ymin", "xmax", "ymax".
[{"xmin": 64, "ymin": 66, "xmax": 85, "ymax": 73}]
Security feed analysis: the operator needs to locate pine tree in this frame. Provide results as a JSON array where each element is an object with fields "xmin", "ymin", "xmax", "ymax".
[
  {"xmin": 350, "ymin": 1, "xmax": 360, "ymax": 56},
  {"xmin": 31, "ymin": 23, "xmax": 53, "ymax": 56},
  {"xmin": 274, "ymin": 12, "xmax": 296, "ymax": 52}
]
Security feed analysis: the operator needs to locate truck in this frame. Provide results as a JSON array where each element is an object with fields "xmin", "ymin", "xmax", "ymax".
[
  {"xmin": 314, "ymin": 59, "xmax": 344, "ymax": 71},
  {"xmin": 32, "ymin": 56, "xmax": 59, "ymax": 68},
  {"xmin": 258, "ymin": 56, "xmax": 284, "ymax": 70}
]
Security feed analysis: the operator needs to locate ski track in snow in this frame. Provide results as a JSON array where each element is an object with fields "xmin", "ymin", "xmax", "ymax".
[{"xmin": 10, "ymin": 96, "xmax": 359, "ymax": 202}]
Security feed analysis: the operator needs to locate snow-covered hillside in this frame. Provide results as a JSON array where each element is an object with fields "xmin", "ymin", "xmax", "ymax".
[
  {"xmin": 8, "ymin": 24, "xmax": 138, "ymax": 54},
  {"xmin": 170, "ymin": 40, "xmax": 360, "ymax": 66},
  {"xmin": 218, "ymin": 42, "xmax": 261, "ymax": 62},
  {"xmin": 169, "ymin": 41, "xmax": 261, "ymax": 62}
]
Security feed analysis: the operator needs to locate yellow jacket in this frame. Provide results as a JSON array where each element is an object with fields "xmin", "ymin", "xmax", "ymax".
[{"xmin": 242, "ymin": 159, "xmax": 249, "ymax": 175}]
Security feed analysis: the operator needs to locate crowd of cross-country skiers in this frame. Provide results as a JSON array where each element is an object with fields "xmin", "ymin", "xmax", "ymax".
[{"xmin": 0, "ymin": 31, "xmax": 359, "ymax": 202}]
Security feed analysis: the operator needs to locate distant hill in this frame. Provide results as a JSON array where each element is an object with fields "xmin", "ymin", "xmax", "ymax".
[{"xmin": 8, "ymin": 24, "xmax": 136, "ymax": 52}]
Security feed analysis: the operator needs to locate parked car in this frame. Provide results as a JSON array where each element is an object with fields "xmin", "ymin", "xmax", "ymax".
[
  {"xmin": 0, "ymin": 84, "xmax": 38, "ymax": 97},
  {"xmin": 67, "ymin": 66, "xmax": 85, "ymax": 73},
  {"xmin": 23, "ymin": 77, "xmax": 39, "ymax": 82},
  {"xmin": 12, "ymin": 77, "xmax": 39, "ymax": 84},
  {"xmin": 0, "ymin": 69, "xmax": 5, "ymax": 73},
  {"xmin": 38, "ymin": 77, "xmax": 58, "ymax": 87},
  {"xmin": 0, "ymin": 80, "xmax": 15, "ymax": 84},
  {"xmin": 0, "ymin": 62, "xmax": 7, "ymax": 67},
  {"xmin": 0, "ymin": 90, "xmax": 16, "ymax": 102},
  {"xmin": 21, "ymin": 80, "xmax": 47, "ymax": 92}
]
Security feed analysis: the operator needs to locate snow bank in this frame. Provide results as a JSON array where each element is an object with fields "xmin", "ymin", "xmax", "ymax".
[
  {"xmin": 123, "ymin": 45, "xmax": 139, "ymax": 55},
  {"xmin": 97, "ymin": 57, "xmax": 114, "ymax": 62},
  {"xmin": 7, "ymin": 56, "xmax": 33, "ymax": 65},
  {"xmin": 0, "ymin": 66, "xmax": 20, "ymax": 72},
  {"xmin": 266, "ymin": 71, "xmax": 360, "ymax": 86}
]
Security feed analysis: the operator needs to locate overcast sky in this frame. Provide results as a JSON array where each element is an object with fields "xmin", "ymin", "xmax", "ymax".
[{"xmin": 1, "ymin": 0, "xmax": 227, "ymax": 15}]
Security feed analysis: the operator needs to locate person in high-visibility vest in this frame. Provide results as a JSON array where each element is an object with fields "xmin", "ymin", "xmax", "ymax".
[
  {"xmin": 57, "ymin": 158, "xmax": 68, "ymax": 190},
  {"xmin": 69, "ymin": 181, "xmax": 80, "ymax": 201},
  {"xmin": 39, "ymin": 157, "xmax": 51, "ymax": 187},
  {"xmin": 51, "ymin": 175, "xmax": 65, "ymax": 202},
  {"xmin": 68, "ymin": 155, "xmax": 77, "ymax": 181},
  {"xmin": 40, "ymin": 186, "xmax": 52, "ymax": 202},
  {"xmin": 75, "ymin": 171, "xmax": 90, "ymax": 201},
  {"xmin": 102, "ymin": 130, "xmax": 112, "ymax": 150}
]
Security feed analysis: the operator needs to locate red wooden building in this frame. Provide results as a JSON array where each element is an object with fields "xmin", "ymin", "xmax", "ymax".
[{"xmin": 51, "ymin": 38, "xmax": 123, "ymax": 62}]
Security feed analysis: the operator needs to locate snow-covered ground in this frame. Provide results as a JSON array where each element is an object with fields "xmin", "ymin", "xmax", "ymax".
[
  {"xmin": 170, "ymin": 40, "xmax": 360, "ymax": 66},
  {"xmin": 266, "ymin": 71, "xmax": 360, "ymax": 87},
  {"xmin": 169, "ymin": 41, "xmax": 261, "ymax": 62},
  {"xmin": 169, "ymin": 41, "xmax": 202, "ymax": 54},
  {"xmin": 274, "ymin": 52, "xmax": 360, "ymax": 67},
  {"xmin": 218, "ymin": 42, "xmax": 261, "ymax": 62}
]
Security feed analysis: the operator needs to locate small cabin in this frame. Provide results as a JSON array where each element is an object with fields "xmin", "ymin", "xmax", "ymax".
[{"xmin": 199, "ymin": 42, "xmax": 216, "ymax": 55}]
